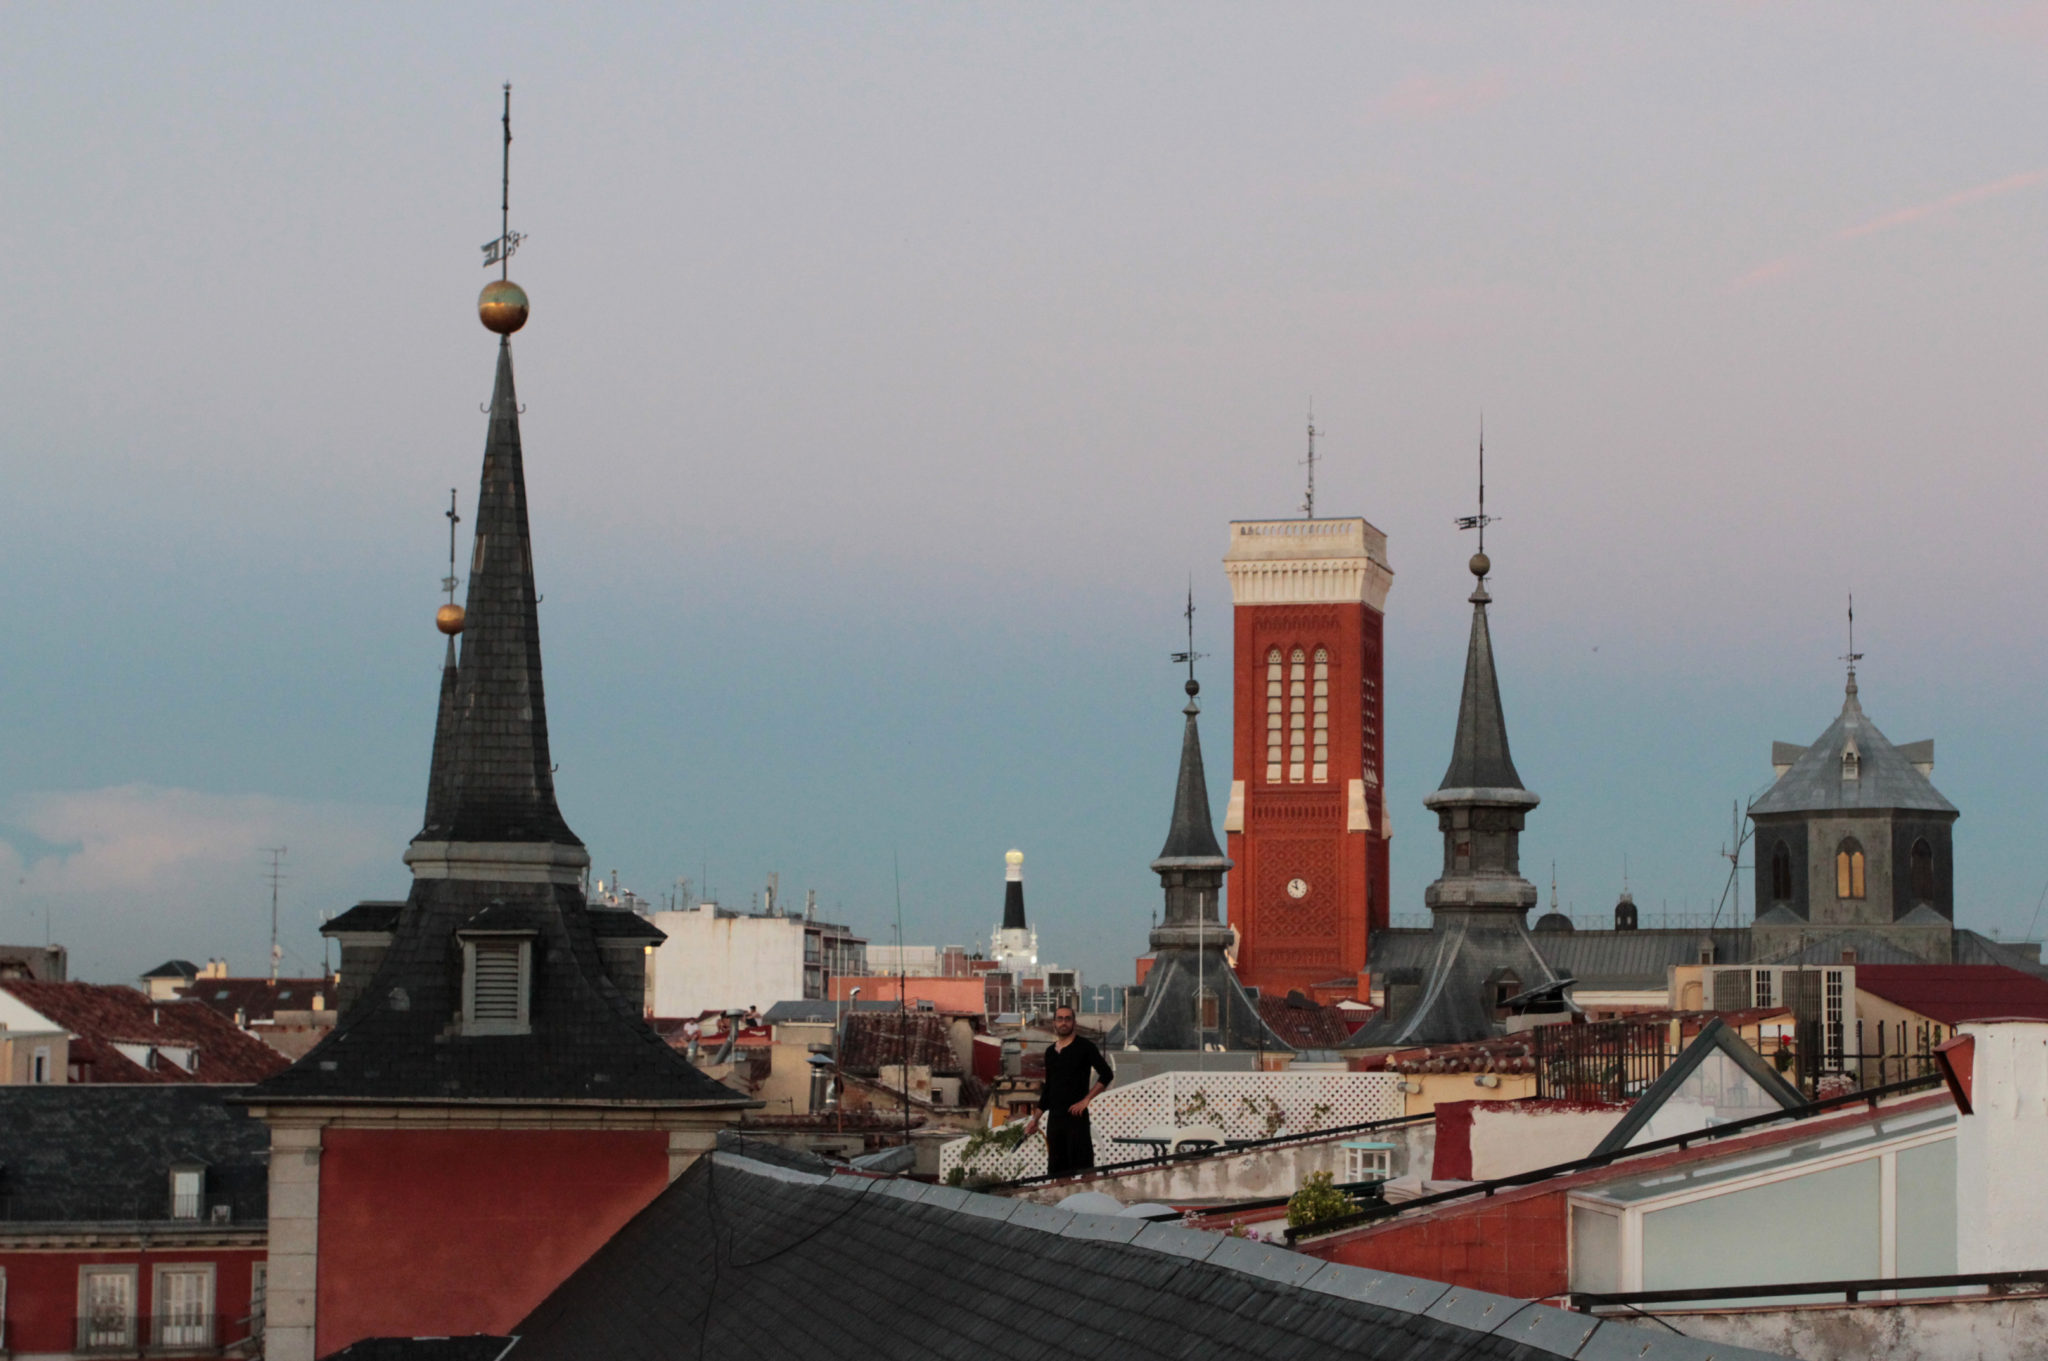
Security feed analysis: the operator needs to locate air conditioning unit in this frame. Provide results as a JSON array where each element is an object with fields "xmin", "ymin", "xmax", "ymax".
[{"xmin": 210, "ymin": 1204, "xmax": 233, "ymax": 1224}]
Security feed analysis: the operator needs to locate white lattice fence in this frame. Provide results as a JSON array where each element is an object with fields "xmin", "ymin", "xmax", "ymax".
[{"xmin": 940, "ymin": 1069, "xmax": 1402, "ymax": 1183}]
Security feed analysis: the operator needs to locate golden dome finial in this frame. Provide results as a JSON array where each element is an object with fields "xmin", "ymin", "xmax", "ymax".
[{"xmin": 437, "ymin": 489, "xmax": 467, "ymax": 634}]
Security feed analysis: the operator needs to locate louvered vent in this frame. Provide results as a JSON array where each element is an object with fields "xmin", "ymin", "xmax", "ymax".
[{"xmin": 471, "ymin": 942, "xmax": 524, "ymax": 1025}]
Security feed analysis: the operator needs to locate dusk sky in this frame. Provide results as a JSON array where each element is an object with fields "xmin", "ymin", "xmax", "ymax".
[{"xmin": 5, "ymin": 6, "xmax": 2048, "ymax": 986}]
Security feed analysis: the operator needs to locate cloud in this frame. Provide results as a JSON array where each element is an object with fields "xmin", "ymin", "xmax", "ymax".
[
  {"xmin": 1369, "ymin": 69, "xmax": 1513, "ymax": 122},
  {"xmin": 1731, "ymin": 254, "xmax": 1804, "ymax": 291},
  {"xmin": 1835, "ymin": 169, "xmax": 2048, "ymax": 241},
  {"xmin": 1733, "ymin": 169, "xmax": 2048, "ymax": 290},
  {"xmin": 0, "ymin": 785, "xmax": 411, "ymax": 981}
]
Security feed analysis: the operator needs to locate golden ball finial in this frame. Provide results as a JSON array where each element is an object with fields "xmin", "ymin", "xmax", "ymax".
[
  {"xmin": 436, "ymin": 603, "xmax": 467, "ymax": 635},
  {"xmin": 478, "ymin": 279, "xmax": 529, "ymax": 334},
  {"xmin": 1469, "ymin": 551, "xmax": 1491, "ymax": 579}
]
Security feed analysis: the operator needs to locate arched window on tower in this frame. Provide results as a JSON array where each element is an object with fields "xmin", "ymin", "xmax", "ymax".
[
  {"xmin": 1264, "ymin": 649, "xmax": 1284, "ymax": 783},
  {"xmin": 1910, "ymin": 838, "xmax": 1935, "ymax": 903},
  {"xmin": 1288, "ymin": 648, "xmax": 1308, "ymax": 783},
  {"xmin": 1771, "ymin": 841, "xmax": 1793, "ymax": 903},
  {"xmin": 1835, "ymin": 838, "xmax": 1866, "ymax": 900},
  {"xmin": 1311, "ymin": 647, "xmax": 1330, "ymax": 783}
]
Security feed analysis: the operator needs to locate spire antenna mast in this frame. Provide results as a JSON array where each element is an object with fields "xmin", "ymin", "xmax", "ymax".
[
  {"xmin": 1454, "ymin": 416, "xmax": 1498, "ymax": 582},
  {"xmin": 1840, "ymin": 593, "xmax": 1863, "ymax": 684},
  {"xmin": 1170, "ymin": 580, "xmax": 1208, "ymax": 697},
  {"xmin": 443, "ymin": 489, "xmax": 461, "ymax": 604},
  {"xmin": 481, "ymin": 83, "xmax": 525, "ymax": 277},
  {"xmin": 1299, "ymin": 401, "xmax": 1321, "ymax": 520}
]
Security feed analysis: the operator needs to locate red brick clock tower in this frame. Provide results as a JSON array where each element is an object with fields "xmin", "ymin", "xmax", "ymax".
[{"xmin": 1222, "ymin": 518, "xmax": 1394, "ymax": 999}]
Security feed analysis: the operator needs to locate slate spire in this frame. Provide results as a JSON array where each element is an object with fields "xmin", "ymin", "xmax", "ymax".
[
  {"xmin": 1156, "ymin": 683, "xmax": 1227, "ymax": 865},
  {"xmin": 430, "ymin": 339, "xmax": 578, "ymax": 847},
  {"xmin": 419, "ymin": 638, "xmax": 460, "ymax": 836},
  {"xmin": 1438, "ymin": 579, "xmax": 1525, "ymax": 793}
]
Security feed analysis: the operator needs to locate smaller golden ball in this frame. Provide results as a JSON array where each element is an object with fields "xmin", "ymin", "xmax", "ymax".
[
  {"xmin": 1469, "ymin": 551, "xmax": 1491, "ymax": 579},
  {"xmin": 478, "ymin": 279, "xmax": 530, "ymax": 335},
  {"xmin": 436, "ymin": 603, "xmax": 467, "ymax": 635}
]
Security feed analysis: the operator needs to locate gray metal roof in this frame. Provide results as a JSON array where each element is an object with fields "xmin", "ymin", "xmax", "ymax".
[
  {"xmin": 1438, "ymin": 586, "xmax": 1525, "ymax": 794},
  {"xmin": 1748, "ymin": 677, "xmax": 1955, "ymax": 818},
  {"xmin": 1155, "ymin": 693, "xmax": 1227, "ymax": 864},
  {"xmin": 504, "ymin": 1139, "xmax": 1791, "ymax": 1360}
]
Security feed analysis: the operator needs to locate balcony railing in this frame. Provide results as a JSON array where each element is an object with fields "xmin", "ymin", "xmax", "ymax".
[{"xmin": 75, "ymin": 1311, "xmax": 243, "ymax": 1354}]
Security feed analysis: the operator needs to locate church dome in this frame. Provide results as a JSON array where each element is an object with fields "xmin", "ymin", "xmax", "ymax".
[{"xmin": 1534, "ymin": 911, "xmax": 1574, "ymax": 932}]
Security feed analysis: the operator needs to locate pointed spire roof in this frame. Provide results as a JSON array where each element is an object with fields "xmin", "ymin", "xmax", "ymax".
[
  {"xmin": 432, "ymin": 340, "xmax": 578, "ymax": 846},
  {"xmin": 419, "ymin": 639, "xmax": 460, "ymax": 837},
  {"xmin": 1437, "ymin": 582, "xmax": 1525, "ymax": 794},
  {"xmin": 1001, "ymin": 851, "xmax": 1028, "ymax": 932},
  {"xmin": 1155, "ymin": 686, "xmax": 1225, "ymax": 865}
]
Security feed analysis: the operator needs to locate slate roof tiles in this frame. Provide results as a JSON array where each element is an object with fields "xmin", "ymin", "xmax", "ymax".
[{"xmin": 504, "ymin": 1142, "xmax": 1790, "ymax": 1361}]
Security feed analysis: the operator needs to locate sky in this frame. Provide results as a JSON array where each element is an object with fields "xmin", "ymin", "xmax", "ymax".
[{"xmin": 4, "ymin": 5, "xmax": 2048, "ymax": 986}]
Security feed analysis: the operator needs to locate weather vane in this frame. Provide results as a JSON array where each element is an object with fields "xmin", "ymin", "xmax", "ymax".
[
  {"xmin": 1454, "ymin": 417, "xmax": 1497, "ymax": 578},
  {"xmin": 1300, "ymin": 401, "xmax": 1322, "ymax": 520},
  {"xmin": 1171, "ymin": 582, "xmax": 1207, "ymax": 696},
  {"xmin": 482, "ymin": 83, "xmax": 525, "ymax": 274}
]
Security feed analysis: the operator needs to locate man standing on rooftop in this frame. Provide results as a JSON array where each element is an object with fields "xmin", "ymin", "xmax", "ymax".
[{"xmin": 1025, "ymin": 1005, "xmax": 1114, "ymax": 1176}]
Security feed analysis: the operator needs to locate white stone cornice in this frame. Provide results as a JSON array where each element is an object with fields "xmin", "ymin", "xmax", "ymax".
[
  {"xmin": 403, "ymin": 839, "xmax": 591, "ymax": 884},
  {"xmin": 1223, "ymin": 519, "xmax": 1393, "ymax": 608}
]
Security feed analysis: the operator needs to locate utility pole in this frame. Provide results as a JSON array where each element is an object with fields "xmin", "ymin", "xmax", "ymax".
[{"xmin": 261, "ymin": 847, "xmax": 288, "ymax": 984}]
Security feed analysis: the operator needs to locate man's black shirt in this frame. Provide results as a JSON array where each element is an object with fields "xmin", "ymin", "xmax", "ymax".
[{"xmin": 1041, "ymin": 1035, "xmax": 1114, "ymax": 1116}]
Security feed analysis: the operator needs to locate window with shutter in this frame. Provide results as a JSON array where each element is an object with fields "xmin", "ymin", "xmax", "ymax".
[
  {"xmin": 79, "ymin": 1267, "xmax": 135, "ymax": 1350},
  {"xmin": 155, "ymin": 1266, "xmax": 212, "ymax": 1348}
]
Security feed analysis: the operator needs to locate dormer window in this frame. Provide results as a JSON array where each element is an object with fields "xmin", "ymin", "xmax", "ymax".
[
  {"xmin": 1841, "ymin": 742, "xmax": 1861, "ymax": 781},
  {"xmin": 169, "ymin": 1163, "xmax": 204, "ymax": 1220},
  {"xmin": 460, "ymin": 933, "xmax": 534, "ymax": 1035}
]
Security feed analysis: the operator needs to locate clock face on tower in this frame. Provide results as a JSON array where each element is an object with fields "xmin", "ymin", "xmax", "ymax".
[{"xmin": 1286, "ymin": 877, "xmax": 1310, "ymax": 900}]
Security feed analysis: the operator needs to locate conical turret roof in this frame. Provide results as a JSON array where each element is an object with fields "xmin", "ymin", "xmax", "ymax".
[
  {"xmin": 1155, "ymin": 694, "xmax": 1226, "ymax": 865},
  {"xmin": 1437, "ymin": 585, "xmax": 1525, "ymax": 793},
  {"xmin": 429, "ymin": 340, "xmax": 579, "ymax": 846}
]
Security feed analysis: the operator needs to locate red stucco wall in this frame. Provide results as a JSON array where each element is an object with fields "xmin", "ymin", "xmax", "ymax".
[
  {"xmin": 1298, "ymin": 1189, "xmax": 1571, "ymax": 1300},
  {"xmin": 0, "ymin": 1245, "xmax": 264, "ymax": 1354},
  {"xmin": 316, "ymin": 1128, "xmax": 669, "ymax": 1356}
]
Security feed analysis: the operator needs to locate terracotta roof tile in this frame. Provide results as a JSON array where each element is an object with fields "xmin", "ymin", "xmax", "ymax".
[{"xmin": 1, "ymin": 981, "xmax": 288, "ymax": 1083}]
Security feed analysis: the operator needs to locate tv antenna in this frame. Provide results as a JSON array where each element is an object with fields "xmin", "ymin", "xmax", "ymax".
[
  {"xmin": 1299, "ymin": 402, "xmax": 1322, "ymax": 520},
  {"xmin": 261, "ymin": 847, "xmax": 288, "ymax": 984},
  {"xmin": 481, "ymin": 84, "xmax": 525, "ymax": 275},
  {"xmin": 1171, "ymin": 582, "xmax": 1207, "ymax": 693}
]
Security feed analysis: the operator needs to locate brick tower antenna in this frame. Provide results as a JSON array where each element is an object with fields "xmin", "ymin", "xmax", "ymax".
[{"xmin": 1300, "ymin": 401, "xmax": 1321, "ymax": 520}]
